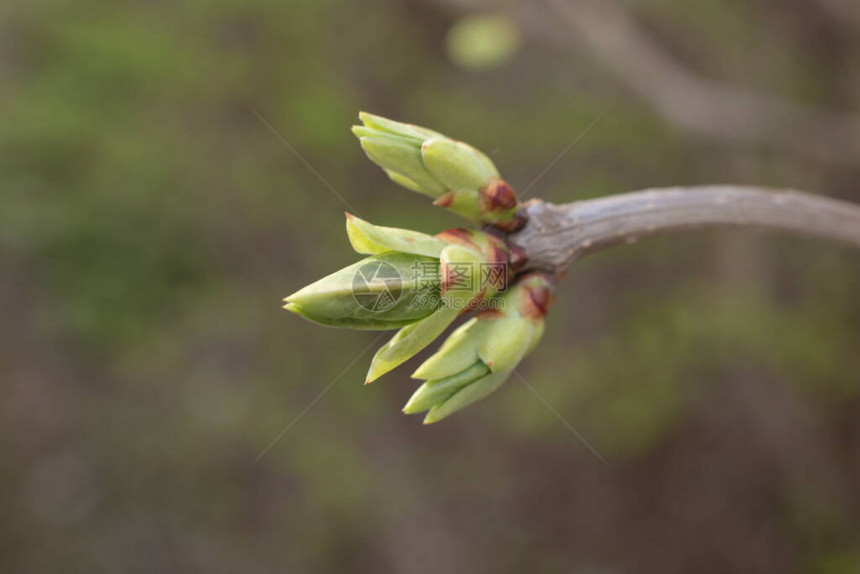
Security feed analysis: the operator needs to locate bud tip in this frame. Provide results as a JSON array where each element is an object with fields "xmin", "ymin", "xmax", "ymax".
[
  {"xmin": 402, "ymin": 399, "xmax": 423, "ymax": 414},
  {"xmin": 433, "ymin": 191, "xmax": 455, "ymax": 208}
]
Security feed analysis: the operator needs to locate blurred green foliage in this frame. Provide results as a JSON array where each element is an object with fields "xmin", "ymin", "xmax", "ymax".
[{"xmin": 446, "ymin": 14, "xmax": 521, "ymax": 70}]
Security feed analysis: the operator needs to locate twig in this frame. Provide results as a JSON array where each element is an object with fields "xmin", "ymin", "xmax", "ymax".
[{"xmin": 509, "ymin": 186, "xmax": 860, "ymax": 273}]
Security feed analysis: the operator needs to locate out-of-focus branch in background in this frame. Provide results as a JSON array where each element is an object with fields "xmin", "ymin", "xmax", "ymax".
[
  {"xmin": 426, "ymin": 0, "xmax": 860, "ymax": 166},
  {"xmin": 812, "ymin": 0, "xmax": 860, "ymax": 27}
]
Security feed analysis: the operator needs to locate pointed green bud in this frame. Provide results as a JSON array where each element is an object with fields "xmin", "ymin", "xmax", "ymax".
[
  {"xmin": 474, "ymin": 273, "xmax": 554, "ymax": 370},
  {"xmin": 420, "ymin": 137, "xmax": 498, "ymax": 191},
  {"xmin": 345, "ymin": 213, "xmax": 447, "ymax": 258},
  {"xmin": 403, "ymin": 362, "xmax": 490, "ymax": 414},
  {"xmin": 284, "ymin": 252, "xmax": 440, "ymax": 330},
  {"xmin": 411, "ymin": 317, "xmax": 485, "ymax": 380},
  {"xmin": 365, "ymin": 306, "xmax": 459, "ymax": 383},
  {"xmin": 477, "ymin": 315, "xmax": 536, "ymax": 372},
  {"xmin": 358, "ymin": 112, "xmax": 444, "ymax": 141},
  {"xmin": 363, "ymin": 225, "xmax": 515, "ymax": 383},
  {"xmin": 353, "ymin": 112, "xmax": 527, "ymax": 229},
  {"xmin": 414, "ymin": 272, "xmax": 554, "ymax": 374},
  {"xmin": 423, "ymin": 370, "xmax": 509, "ymax": 424},
  {"xmin": 404, "ymin": 272, "xmax": 556, "ymax": 421},
  {"xmin": 356, "ymin": 136, "xmax": 446, "ymax": 197}
]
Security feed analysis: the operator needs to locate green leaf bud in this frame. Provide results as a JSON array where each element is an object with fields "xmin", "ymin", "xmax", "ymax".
[
  {"xmin": 353, "ymin": 112, "xmax": 526, "ymax": 229},
  {"xmin": 404, "ymin": 272, "xmax": 556, "ymax": 421},
  {"xmin": 477, "ymin": 315, "xmax": 537, "ymax": 372},
  {"xmin": 284, "ymin": 252, "xmax": 440, "ymax": 329},
  {"xmin": 423, "ymin": 370, "xmax": 509, "ymax": 424},
  {"xmin": 411, "ymin": 317, "xmax": 486, "ymax": 380},
  {"xmin": 345, "ymin": 213, "xmax": 447, "ymax": 258},
  {"xmin": 357, "ymin": 112, "xmax": 444, "ymax": 142},
  {"xmin": 402, "ymin": 362, "xmax": 490, "ymax": 414},
  {"xmin": 365, "ymin": 306, "xmax": 459, "ymax": 384},
  {"xmin": 356, "ymin": 136, "xmax": 446, "ymax": 197},
  {"xmin": 420, "ymin": 137, "xmax": 498, "ymax": 191}
]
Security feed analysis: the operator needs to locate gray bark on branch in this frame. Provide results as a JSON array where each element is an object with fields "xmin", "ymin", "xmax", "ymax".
[{"xmin": 509, "ymin": 186, "xmax": 860, "ymax": 274}]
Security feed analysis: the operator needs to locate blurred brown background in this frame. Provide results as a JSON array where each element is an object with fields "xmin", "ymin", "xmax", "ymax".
[{"xmin": 2, "ymin": 0, "xmax": 859, "ymax": 572}]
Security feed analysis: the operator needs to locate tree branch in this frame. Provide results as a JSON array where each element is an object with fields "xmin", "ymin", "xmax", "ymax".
[{"xmin": 509, "ymin": 186, "xmax": 860, "ymax": 273}]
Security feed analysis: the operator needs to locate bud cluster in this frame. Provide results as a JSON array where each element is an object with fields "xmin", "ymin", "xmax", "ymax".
[
  {"xmin": 352, "ymin": 113, "xmax": 526, "ymax": 231},
  {"xmin": 404, "ymin": 273, "xmax": 553, "ymax": 423},
  {"xmin": 284, "ymin": 113, "xmax": 555, "ymax": 423}
]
